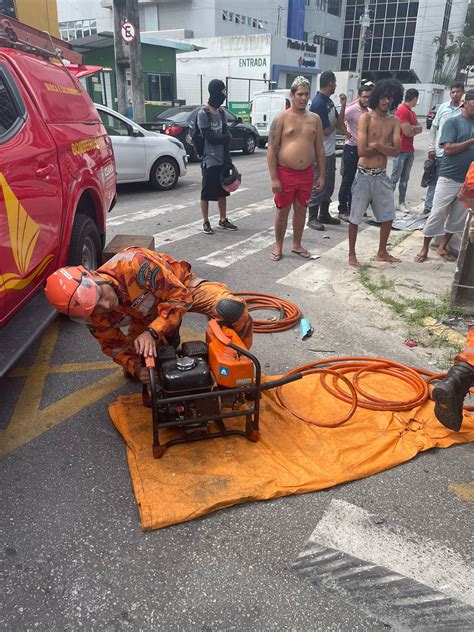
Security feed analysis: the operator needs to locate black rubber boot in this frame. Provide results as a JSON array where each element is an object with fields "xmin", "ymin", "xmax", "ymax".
[
  {"xmin": 307, "ymin": 206, "xmax": 324, "ymax": 231},
  {"xmin": 432, "ymin": 362, "xmax": 474, "ymax": 431},
  {"xmin": 318, "ymin": 202, "xmax": 341, "ymax": 225}
]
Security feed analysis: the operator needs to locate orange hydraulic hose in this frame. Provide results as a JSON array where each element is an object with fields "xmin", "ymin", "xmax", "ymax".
[
  {"xmin": 235, "ymin": 292, "xmax": 302, "ymax": 333},
  {"xmin": 275, "ymin": 356, "xmax": 473, "ymax": 426}
]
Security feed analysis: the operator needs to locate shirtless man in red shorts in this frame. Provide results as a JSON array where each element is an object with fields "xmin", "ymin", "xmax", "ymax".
[{"xmin": 267, "ymin": 76, "xmax": 325, "ymax": 261}]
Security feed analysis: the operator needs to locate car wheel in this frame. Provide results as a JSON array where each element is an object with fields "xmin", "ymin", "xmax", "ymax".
[
  {"xmin": 258, "ymin": 138, "xmax": 267, "ymax": 149},
  {"xmin": 242, "ymin": 134, "xmax": 256, "ymax": 155},
  {"xmin": 67, "ymin": 214, "xmax": 102, "ymax": 269},
  {"xmin": 150, "ymin": 157, "xmax": 179, "ymax": 190}
]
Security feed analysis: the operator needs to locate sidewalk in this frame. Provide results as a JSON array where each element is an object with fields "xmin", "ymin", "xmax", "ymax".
[{"xmin": 358, "ymin": 215, "xmax": 469, "ymax": 367}]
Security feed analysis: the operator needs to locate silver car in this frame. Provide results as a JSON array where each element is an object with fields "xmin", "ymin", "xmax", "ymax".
[{"xmin": 95, "ymin": 104, "xmax": 187, "ymax": 190}]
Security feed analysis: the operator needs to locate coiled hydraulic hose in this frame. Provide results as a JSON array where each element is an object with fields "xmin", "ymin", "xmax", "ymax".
[
  {"xmin": 235, "ymin": 292, "xmax": 302, "ymax": 333},
  {"xmin": 275, "ymin": 357, "xmax": 474, "ymax": 427}
]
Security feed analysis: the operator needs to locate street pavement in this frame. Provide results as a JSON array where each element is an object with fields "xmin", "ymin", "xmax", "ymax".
[{"xmin": 1, "ymin": 130, "xmax": 473, "ymax": 631}]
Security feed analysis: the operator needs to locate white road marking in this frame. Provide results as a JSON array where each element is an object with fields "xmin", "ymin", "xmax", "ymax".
[
  {"xmin": 277, "ymin": 229, "xmax": 378, "ymax": 292},
  {"xmin": 198, "ymin": 228, "xmax": 275, "ymax": 267},
  {"xmin": 300, "ymin": 499, "xmax": 474, "ymax": 606},
  {"xmin": 153, "ymin": 198, "xmax": 275, "ymax": 247},
  {"xmin": 108, "ymin": 187, "xmax": 250, "ymax": 226}
]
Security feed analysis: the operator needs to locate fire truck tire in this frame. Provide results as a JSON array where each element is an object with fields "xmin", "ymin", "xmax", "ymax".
[
  {"xmin": 67, "ymin": 214, "xmax": 102, "ymax": 270},
  {"xmin": 150, "ymin": 157, "xmax": 179, "ymax": 191}
]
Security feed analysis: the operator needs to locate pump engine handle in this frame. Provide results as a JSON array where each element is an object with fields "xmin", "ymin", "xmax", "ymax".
[{"xmin": 208, "ymin": 318, "xmax": 232, "ymax": 347}]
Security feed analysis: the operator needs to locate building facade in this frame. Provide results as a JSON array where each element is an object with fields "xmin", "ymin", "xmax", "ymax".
[
  {"xmin": 56, "ymin": 0, "xmax": 112, "ymax": 41},
  {"xmin": 95, "ymin": 0, "xmax": 345, "ymax": 72},
  {"xmin": 341, "ymin": 0, "xmax": 469, "ymax": 84}
]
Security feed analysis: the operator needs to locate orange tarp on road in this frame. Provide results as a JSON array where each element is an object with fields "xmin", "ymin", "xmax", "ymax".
[{"xmin": 108, "ymin": 373, "xmax": 474, "ymax": 531}]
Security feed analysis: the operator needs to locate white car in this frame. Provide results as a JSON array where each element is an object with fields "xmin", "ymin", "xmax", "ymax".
[{"xmin": 95, "ymin": 104, "xmax": 187, "ymax": 190}]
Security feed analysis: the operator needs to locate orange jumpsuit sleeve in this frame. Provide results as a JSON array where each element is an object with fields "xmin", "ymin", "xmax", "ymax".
[{"xmin": 87, "ymin": 322, "xmax": 141, "ymax": 376}]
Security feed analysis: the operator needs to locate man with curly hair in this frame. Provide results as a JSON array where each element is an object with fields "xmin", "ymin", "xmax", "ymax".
[{"xmin": 348, "ymin": 79, "xmax": 403, "ymax": 267}]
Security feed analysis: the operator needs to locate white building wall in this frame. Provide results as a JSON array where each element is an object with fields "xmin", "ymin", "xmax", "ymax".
[
  {"xmin": 412, "ymin": 0, "xmax": 468, "ymax": 84},
  {"xmin": 57, "ymin": 0, "xmax": 112, "ymax": 32},
  {"xmin": 304, "ymin": 0, "xmax": 346, "ymax": 72}
]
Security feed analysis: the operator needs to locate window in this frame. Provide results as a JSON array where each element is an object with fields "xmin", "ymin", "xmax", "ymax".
[
  {"xmin": 98, "ymin": 111, "xmax": 130, "ymax": 137},
  {"xmin": 386, "ymin": 3, "xmax": 396, "ymax": 19},
  {"xmin": 408, "ymin": 2, "xmax": 419, "ymax": 18},
  {"xmin": 324, "ymin": 38, "xmax": 338, "ymax": 56},
  {"xmin": 148, "ymin": 74, "xmax": 173, "ymax": 102},
  {"xmin": 59, "ymin": 19, "xmax": 97, "ymax": 42},
  {"xmin": 0, "ymin": 72, "xmax": 21, "ymax": 138},
  {"xmin": 327, "ymin": 0, "xmax": 341, "ymax": 16}
]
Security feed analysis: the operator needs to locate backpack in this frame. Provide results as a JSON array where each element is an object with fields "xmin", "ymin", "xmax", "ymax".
[{"xmin": 190, "ymin": 107, "xmax": 228, "ymax": 159}]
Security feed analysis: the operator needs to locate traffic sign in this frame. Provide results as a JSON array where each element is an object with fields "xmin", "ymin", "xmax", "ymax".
[{"xmin": 121, "ymin": 20, "xmax": 136, "ymax": 44}]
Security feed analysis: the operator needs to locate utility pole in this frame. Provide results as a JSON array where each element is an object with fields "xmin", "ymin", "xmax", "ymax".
[
  {"xmin": 112, "ymin": 0, "xmax": 145, "ymax": 123},
  {"xmin": 127, "ymin": 0, "xmax": 145, "ymax": 124},
  {"xmin": 355, "ymin": 0, "xmax": 370, "ymax": 77},
  {"xmin": 113, "ymin": 0, "xmax": 128, "ymax": 116},
  {"xmin": 276, "ymin": 5, "xmax": 283, "ymax": 36}
]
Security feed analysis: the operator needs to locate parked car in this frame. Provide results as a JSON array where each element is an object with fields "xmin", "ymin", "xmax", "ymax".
[
  {"xmin": 250, "ymin": 90, "xmax": 292, "ymax": 148},
  {"xmin": 145, "ymin": 106, "xmax": 260, "ymax": 161},
  {"xmin": 95, "ymin": 104, "xmax": 187, "ymax": 190},
  {"xmin": 426, "ymin": 104, "xmax": 440, "ymax": 130},
  {"xmin": 0, "ymin": 23, "xmax": 116, "ymax": 377}
]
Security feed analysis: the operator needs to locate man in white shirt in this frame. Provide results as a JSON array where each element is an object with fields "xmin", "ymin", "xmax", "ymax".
[{"xmin": 424, "ymin": 82, "xmax": 464, "ymax": 214}]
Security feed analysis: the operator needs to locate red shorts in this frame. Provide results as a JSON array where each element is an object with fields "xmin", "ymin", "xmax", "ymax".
[{"xmin": 274, "ymin": 164, "xmax": 314, "ymax": 209}]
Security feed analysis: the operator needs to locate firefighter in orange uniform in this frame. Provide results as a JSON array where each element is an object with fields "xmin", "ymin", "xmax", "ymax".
[
  {"xmin": 432, "ymin": 165, "xmax": 474, "ymax": 430},
  {"xmin": 44, "ymin": 248, "xmax": 252, "ymax": 384}
]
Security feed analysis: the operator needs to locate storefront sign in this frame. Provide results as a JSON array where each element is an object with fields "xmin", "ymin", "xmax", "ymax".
[
  {"xmin": 287, "ymin": 38, "xmax": 318, "ymax": 54},
  {"xmin": 228, "ymin": 101, "xmax": 251, "ymax": 121}
]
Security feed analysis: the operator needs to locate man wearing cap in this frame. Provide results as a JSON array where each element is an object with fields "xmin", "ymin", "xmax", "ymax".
[{"xmin": 44, "ymin": 248, "xmax": 252, "ymax": 384}]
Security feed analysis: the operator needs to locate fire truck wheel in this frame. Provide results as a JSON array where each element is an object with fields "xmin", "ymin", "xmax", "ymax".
[
  {"xmin": 150, "ymin": 157, "xmax": 179, "ymax": 191},
  {"xmin": 67, "ymin": 214, "xmax": 102, "ymax": 270}
]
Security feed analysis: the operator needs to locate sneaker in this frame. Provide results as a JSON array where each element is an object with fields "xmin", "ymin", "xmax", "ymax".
[
  {"xmin": 203, "ymin": 221, "xmax": 214, "ymax": 234},
  {"xmin": 339, "ymin": 213, "xmax": 350, "ymax": 222},
  {"xmin": 398, "ymin": 202, "xmax": 410, "ymax": 213},
  {"xmin": 318, "ymin": 214, "xmax": 341, "ymax": 225},
  {"xmin": 307, "ymin": 219, "xmax": 325, "ymax": 231},
  {"xmin": 422, "ymin": 208, "xmax": 431, "ymax": 215},
  {"xmin": 218, "ymin": 218, "xmax": 238, "ymax": 230}
]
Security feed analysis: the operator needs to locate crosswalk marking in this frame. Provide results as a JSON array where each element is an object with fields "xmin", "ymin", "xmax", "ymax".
[
  {"xmin": 277, "ymin": 229, "xmax": 378, "ymax": 292},
  {"xmin": 198, "ymin": 228, "xmax": 275, "ymax": 267},
  {"xmin": 153, "ymin": 198, "xmax": 275, "ymax": 247},
  {"xmin": 108, "ymin": 187, "xmax": 250, "ymax": 227}
]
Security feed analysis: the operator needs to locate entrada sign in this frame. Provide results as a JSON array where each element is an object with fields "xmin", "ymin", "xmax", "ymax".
[{"xmin": 238, "ymin": 57, "xmax": 267, "ymax": 68}]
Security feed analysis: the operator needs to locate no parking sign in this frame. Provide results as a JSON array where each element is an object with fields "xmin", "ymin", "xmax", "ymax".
[{"xmin": 121, "ymin": 20, "xmax": 136, "ymax": 44}]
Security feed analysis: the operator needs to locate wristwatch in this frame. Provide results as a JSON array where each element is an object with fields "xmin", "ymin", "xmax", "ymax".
[{"xmin": 146, "ymin": 327, "xmax": 159, "ymax": 340}]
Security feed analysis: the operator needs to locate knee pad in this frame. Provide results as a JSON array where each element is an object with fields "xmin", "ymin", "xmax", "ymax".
[{"xmin": 216, "ymin": 298, "xmax": 244, "ymax": 323}]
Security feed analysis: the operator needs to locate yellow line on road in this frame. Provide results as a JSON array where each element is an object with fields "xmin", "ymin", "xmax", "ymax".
[
  {"xmin": 448, "ymin": 482, "xmax": 474, "ymax": 504},
  {"xmin": 422, "ymin": 317, "xmax": 466, "ymax": 349},
  {"xmin": 9, "ymin": 360, "xmax": 115, "ymax": 377},
  {"xmin": 0, "ymin": 369, "xmax": 125, "ymax": 456}
]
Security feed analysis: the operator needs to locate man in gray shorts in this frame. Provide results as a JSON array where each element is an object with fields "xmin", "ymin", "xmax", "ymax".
[{"xmin": 348, "ymin": 79, "xmax": 403, "ymax": 267}]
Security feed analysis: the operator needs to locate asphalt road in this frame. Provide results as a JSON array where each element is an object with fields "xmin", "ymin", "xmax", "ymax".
[{"xmin": 1, "ymin": 132, "xmax": 473, "ymax": 631}]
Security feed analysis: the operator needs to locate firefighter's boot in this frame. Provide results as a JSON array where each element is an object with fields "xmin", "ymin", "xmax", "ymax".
[{"xmin": 432, "ymin": 362, "xmax": 474, "ymax": 431}]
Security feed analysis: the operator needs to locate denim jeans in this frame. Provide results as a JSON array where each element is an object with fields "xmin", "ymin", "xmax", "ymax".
[
  {"xmin": 390, "ymin": 152, "xmax": 415, "ymax": 205},
  {"xmin": 338, "ymin": 145, "xmax": 358, "ymax": 213},
  {"xmin": 424, "ymin": 157, "xmax": 441, "ymax": 211},
  {"xmin": 308, "ymin": 153, "xmax": 336, "ymax": 220}
]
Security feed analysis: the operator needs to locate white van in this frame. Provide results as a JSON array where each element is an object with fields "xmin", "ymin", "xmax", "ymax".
[{"xmin": 250, "ymin": 90, "xmax": 292, "ymax": 148}]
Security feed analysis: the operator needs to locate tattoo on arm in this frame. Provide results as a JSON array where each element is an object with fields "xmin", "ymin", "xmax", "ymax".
[{"xmin": 268, "ymin": 117, "xmax": 279, "ymax": 146}]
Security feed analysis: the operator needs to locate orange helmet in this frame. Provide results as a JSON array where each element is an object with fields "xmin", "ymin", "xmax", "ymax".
[{"xmin": 44, "ymin": 266, "xmax": 100, "ymax": 318}]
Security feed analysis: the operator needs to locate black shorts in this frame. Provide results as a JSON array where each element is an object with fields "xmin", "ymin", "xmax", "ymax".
[{"xmin": 201, "ymin": 164, "xmax": 229, "ymax": 201}]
